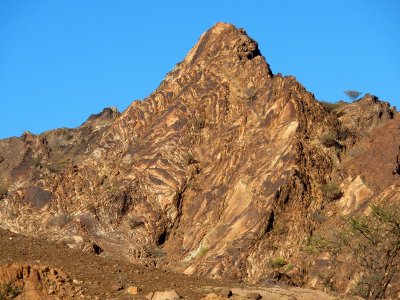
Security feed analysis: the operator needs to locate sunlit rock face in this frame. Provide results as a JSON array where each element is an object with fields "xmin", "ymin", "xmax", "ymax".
[{"xmin": 0, "ymin": 22, "xmax": 399, "ymax": 290}]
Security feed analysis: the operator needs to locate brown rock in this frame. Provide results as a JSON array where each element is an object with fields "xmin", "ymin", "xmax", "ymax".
[
  {"xmin": 73, "ymin": 279, "xmax": 83, "ymax": 285},
  {"xmin": 146, "ymin": 292, "xmax": 155, "ymax": 299},
  {"xmin": 219, "ymin": 288, "xmax": 233, "ymax": 298},
  {"xmin": 246, "ymin": 292, "xmax": 262, "ymax": 300},
  {"xmin": 0, "ymin": 263, "xmax": 82, "ymax": 299},
  {"xmin": 201, "ymin": 293, "xmax": 227, "ymax": 300},
  {"xmin": 151, "ymin": 289, "xmax": 181, "ymax": 300},
  {"xmin": 111, "ymin": 282, "xmax": 124, "ymax": 291},
  {"xmin": 268, "ymin": 271, "xmax": 297, "ymax": 286},
  {"xmin": 126, "ymin": 286, "xmax": 139, "ymax": 295}
]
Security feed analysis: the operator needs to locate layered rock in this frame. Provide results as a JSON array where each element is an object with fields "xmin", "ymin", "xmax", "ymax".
[{"xmin": 0, "ymin": 22, "xmax": 399, "ymax": 294}]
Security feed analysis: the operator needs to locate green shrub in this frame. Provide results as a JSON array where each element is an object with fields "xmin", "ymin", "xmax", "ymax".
[
  {"xmin": 270, "ymin": 257, "xmax": 288, "ymax": 269},
  {"xmin": 320, "ymin": 183, "xmax": 342, "ymax": 201},
  {"xmin": 303, "ymin": 234, "xmax": 335, "ymax": 255},
  {"xmin": 307, "ymin": 204, "xmax": 400, "ymax": 298},
  {"xmin": 108, "ymin": 186, "xmax": 119, "ymax": 193},
  {"xmin": 128, "ymin": 217, "xmax": 144, "ymax": 229},
  {"xmin": 0, "ymin": 283, "xmax": 22, "ymax": 299},
  {"xmin": 192, "ymin": 117, "xmax": 206, "ymax": 130},
  {"xmin": 146, "ymin": 246, "xmax": 166, "ymax": 258},
  {"xmin": 182, "ymin": 152, "xmax": 196, "ymax": 165},
  {"xmin": 284, "ymin": 263, "xmax": 294, "ymax": 272},
  {"xmin": 47, "ymin": 213, "xmax": 72, "ymax": 228},
  {"xmin": 319, "ymin": 133, "xmax": 342, "ymax": 149}
]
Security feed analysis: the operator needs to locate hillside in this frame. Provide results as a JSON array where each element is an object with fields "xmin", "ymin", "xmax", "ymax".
[{"xmin": 0, "ymin": 22, "xmax": 399, "ymax": 298}]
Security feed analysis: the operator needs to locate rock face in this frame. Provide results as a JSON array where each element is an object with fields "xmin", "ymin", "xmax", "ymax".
[
  {"xmin": 0, "ymin": 264, "xmax": 82, "ymax": 299},
  {"xmin": 0, "ymin": 22, "xmax": 399, "ymax": 294}
]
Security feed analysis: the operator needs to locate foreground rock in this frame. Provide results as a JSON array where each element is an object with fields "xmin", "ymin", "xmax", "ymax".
[
  {"xmin": 149, "ymin": 289, "xmax": 181, "ymax": 300},
  {"xmin": 0, "ymin": 263, "xmax": 84, "ymax": 299}
]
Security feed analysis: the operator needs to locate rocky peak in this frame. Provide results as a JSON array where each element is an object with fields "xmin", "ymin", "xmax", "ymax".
[
  {"xmin": 184, "ymin": 22, "xmax": 265, "ymax": 66},
  {"xmin": 107, "ymin": 22, "xmax": 273, "ymax": 144}
]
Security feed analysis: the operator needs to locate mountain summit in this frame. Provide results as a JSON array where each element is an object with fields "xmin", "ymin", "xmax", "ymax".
[{"xmin": 0, "ymin": 23, "xmax": 399, "ymax": 296}]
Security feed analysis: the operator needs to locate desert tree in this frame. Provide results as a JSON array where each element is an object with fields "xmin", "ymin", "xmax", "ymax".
[
  {"xmin": 344, "ymin": 90, "xmax": 362, "ymax": 101},
  {"xmin": 340, "ymin": 204, "xmax": 400, "ymax": 299},
  {"xmin": 307, "ymin": 203, "xmax": 400, "ymax": 299}
]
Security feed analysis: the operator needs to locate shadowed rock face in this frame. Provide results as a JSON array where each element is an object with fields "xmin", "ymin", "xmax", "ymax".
[{"xmin": 0, "ymin": 22, "xmax": 399, "ymax": 292}]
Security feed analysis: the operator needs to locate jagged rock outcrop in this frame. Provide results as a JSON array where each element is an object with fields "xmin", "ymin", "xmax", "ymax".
[
  {"xmin": 0, "ymin": 22, "xmax": 399, "ymax": 295},
  {"xmin": 335, "ymin": 94, "xmax": 396, "ymax": 134},
  {"xmin": 0, "ymin": 264, "xmax": 83, "ymax": 299}
]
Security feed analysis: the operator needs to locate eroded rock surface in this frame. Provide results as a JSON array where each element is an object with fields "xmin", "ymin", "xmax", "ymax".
[
  {"xmin": 0, "ymin": 22, "xmax": 399, "ymax": 296},
  {"xmin": 0, "ymin": 264, "xmax": 83, "ymax": 299}
]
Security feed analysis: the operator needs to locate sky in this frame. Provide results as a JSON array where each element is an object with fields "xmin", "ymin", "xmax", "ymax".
[{"xmin": 0, "ymin": 0, "xmax": 399, "ymax": 138}]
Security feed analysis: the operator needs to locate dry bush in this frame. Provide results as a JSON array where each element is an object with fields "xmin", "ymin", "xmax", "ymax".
[
  {"xmin": 307, "ymin": 204, "xmax": 400, "ymax": 299},
  {"xmin": 320, "ymin": 183, "xmax": 342, "ymax": 201}
]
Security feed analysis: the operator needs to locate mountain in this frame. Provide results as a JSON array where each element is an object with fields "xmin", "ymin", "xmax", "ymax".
[{"xmin": 0, "ymin": 22, "xmax": 399, "ymax": 297}]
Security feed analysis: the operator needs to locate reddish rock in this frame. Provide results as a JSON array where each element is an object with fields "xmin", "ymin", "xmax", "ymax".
[
  {"xmin": 0, "ymin": 263, "xmax": 81, "ymax": 299},
  {"xmin": 111, "ymin": 282, "xmax": 124, "ymax": 291},
  {"xmin": 0, "ymin": 22, "xmax": 399, "ymax": 295}
]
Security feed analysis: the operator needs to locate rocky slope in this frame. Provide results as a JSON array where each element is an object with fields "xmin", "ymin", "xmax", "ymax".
[
  {"xmin": 0, "ymin": 22, "xmax": 399, "ymax": 297},
  {"xmin": 0, "ymin": 228, "xmax": 338, "ymax": 299}
]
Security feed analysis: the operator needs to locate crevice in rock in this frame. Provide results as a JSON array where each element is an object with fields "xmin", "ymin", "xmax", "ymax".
[
  {"xmin": 265, "ymin": 210, "xmax": 275, "ymax": 233},
  {"xmin": 393, "ymin": 147, "xmax": 400, "ymax": 175},
  {"xmin": 156, "ymin": 185, "xmax": 187, "ymax": 247},
  {"xmin": 156, "ymin": 230, "xmax": 168, "ymax": 246}
]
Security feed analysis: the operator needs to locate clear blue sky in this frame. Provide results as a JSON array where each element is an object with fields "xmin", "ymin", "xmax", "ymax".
[{"xmin": 1, "ymin": 0, "xmax": 399, "ymax": 138}]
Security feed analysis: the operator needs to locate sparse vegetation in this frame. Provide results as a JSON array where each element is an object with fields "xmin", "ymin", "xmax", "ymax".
[
  {"xmin": 344, "ymin": 90, "xmax": 362, "ymax": 102},
  {"xmin": 310, "ymin": 211, "xmax": 326, "ymax": 223},
  {"xmin": 192, "ymin": 117, "xmax": 206, "ymax": 130},
  {"xmin": 320, "ymin": 183, "xmax": 342, "ymax": 201},
  {"xmin": 108, "ymin": 186, "xmax": 119, "ymax": 194},
  {"xmin": 0, "ymin": 283, "xmax": 22, "ymax": 299},
  {"xmin": 307, "ymin": 204, "xmax": 400, "ymax": 299},
  {"xmin": 341, "ymin": 204, "xmax": 400, "ymax": 298},
  {"xmin": 47, "ymin": 213, "xmax": 72, "ymax": 228},
  {"xmin": 0, "ymin": 183, "xmax": 8, "ymax": 199},
  {"xmin": 304, "ymin": 234, "xmax": 332, "ymax": 255},
  {"xmin": 273, "ymin": 220, "xmax": 288, "ymax": 235},
  {"xmin": 284, "ymin": 263, "xmax": 294, "ymax": 272},
  {"xmin": 128, "ymin": 217, "xmax": 144, "ymax": 229},
  {"xmin": 270, "ymin": 257, "xmax": 288, "ymax": 269},
  {"xmin": 46, "ymin": 162, "xmax": 62, "ymax": 172},
  {"xmin": 319, "ymin": 133, "xmax": 341, "ymax": 149},
  {"xmin": 31, "ymin": 156, "xmax": 42, "ymax": 168},
  {"xmin": 145, "ymin": 246, "xmax": 166, "ymax": 258},
  {"xmin": 182, "ymin": 152, "xmax": 196, "ymax": 165},
  {"xmin": 195, "ymin": 246, "xmax": 209, "ymax": 258},
  {"xmin": 245, "ymin": 87, "xmax": 257, "ymax": 103},
  {"xmin": 319, "ymin": 100, "xmax": 347, "ymax": 113}
]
